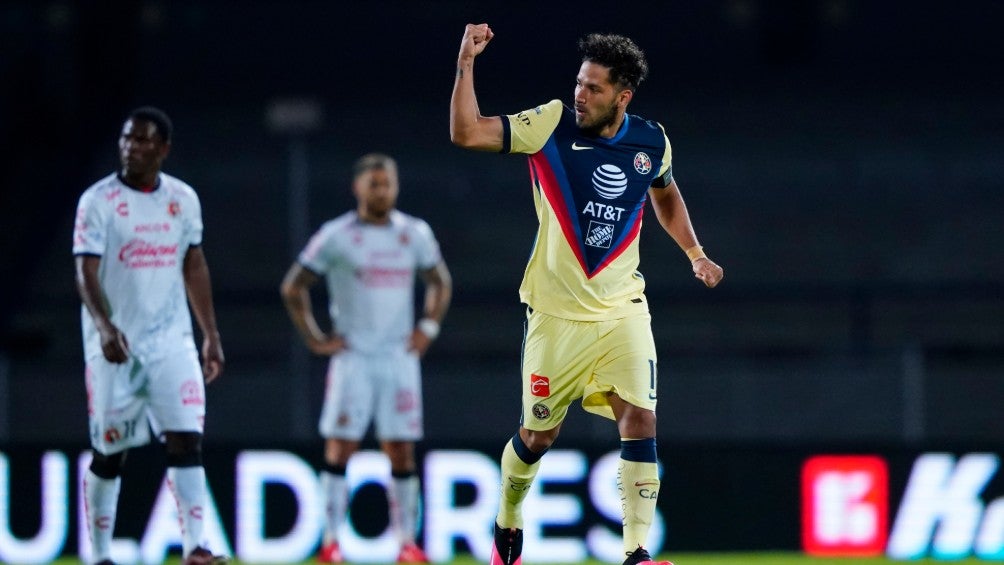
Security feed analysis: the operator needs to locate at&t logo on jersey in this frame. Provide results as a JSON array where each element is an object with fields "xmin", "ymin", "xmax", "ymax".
[
  {"xmin": 582, "ymin": 164, "xmax": 629, "ymax": 250},
  {"xmin": 591, "ymin": 164, "xmax": 627, "ymax": 199}
]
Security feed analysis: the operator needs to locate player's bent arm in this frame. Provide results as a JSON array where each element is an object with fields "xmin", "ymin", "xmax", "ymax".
[
  {"xmin": 450, "ymin": 112, "xmax": 504, "ymax": 151},
  {"xmin": 419, "ymin": 261, "xmax": 453, "ymax": 326},
  {"xmin": 649, "ymin": 181, "xmax": 724, "ymax": 288},
  {"xmin": 279, "ymin": 262, "xmax": 331, "ymax": 347},
  {"xmin": 410, "ymin": 261, "xmax": 453, "ymax": 355},
  {"xmin": 648, "ymin": 180, "xmax": 701, "ymax": 253},
  {"xmin": 450, "ymin": 44, "xmax": 504, "ymax": 151},
  {"xmin": 183, "ymin": 246, "xmax": 225, "ymax": 379}
]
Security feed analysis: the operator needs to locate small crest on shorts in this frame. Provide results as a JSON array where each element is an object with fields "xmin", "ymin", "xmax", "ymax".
[
  {"xmin": 180, "ymin": 379, "xmax": 204, "ymax": 406},
  {"xmin": 532, "ymin": 403, "xmax": 550, "ymax": 420},
  {"xmin": 396, "ymin": 390, "xmax": 417, "ymax": 411},
  {"xmin": 103, "ymin": 427, "xmax": 121, "ymax": 444}
]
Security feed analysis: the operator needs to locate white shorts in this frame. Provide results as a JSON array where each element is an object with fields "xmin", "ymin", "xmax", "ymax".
[
  {"xmin": 85, "ymin": 347, "xmax": 206, "ymax": 455},
  {"xmin": 319, "ymin": 349, "xmax": 423, "ymax": 441}
]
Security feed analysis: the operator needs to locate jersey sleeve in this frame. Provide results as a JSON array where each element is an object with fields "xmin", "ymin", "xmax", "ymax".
[
  {"xmin": 412, "ymin": 220, "xmax": 443, "ymax": 270},
  {"xmin": 298, "ymin": 224, "xmax": 337, "ymax": 274},
  {"xmin": 504, "ymin": 99, "xmax": 563, "ymax": 155},
  {"xmin": 650, "ymin": 124, "xmax": 674, "ymax": 189},
  {"xmin": 72, "ymin": 190, "xmax": 108, "ymax": 256},
  {"xmin": 184, "ymin": 190, "xmax": 205, "ymax": 247}
]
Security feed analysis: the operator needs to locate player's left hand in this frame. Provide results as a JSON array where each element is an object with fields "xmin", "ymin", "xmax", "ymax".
[
  {"xmin": 693, "ymin": 257, "xmax": 724, "ymax": 288},
  {"xmin": 202, "ymin": 335, "xmax": 225, "ymax": 384},
  {"xmin": 408, "ymin": 329, "xmax": 433, "ymax": 357}
]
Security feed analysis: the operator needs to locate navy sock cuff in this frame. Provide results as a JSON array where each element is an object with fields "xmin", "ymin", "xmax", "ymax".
[
  {"xmin": 166, "ymin": 451, "xmax": 202, "ymax": 468},
  {"xmin": 620, "ymin": 438, "xmax": 657, "ymax": 463},
  {"xmin": 391, "ymin": 469, "xmax": 416, "ymax": 479},
  {"xmin": 511, "ymin": 433, "xmax": 545, "ymax": 464}
]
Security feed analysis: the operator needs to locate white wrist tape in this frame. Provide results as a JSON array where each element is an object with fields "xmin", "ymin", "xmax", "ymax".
[{"xmin": 417, "ymin": 318, "xmax": 440, "ymax": 340}]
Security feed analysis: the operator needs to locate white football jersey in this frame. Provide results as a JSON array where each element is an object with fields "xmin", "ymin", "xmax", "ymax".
[
  {"xmin": 298, "ymin": 210, "xmax": 442, "ymax": 354},
  {"xmin": 73, "ymin": 173, "xmax": 203, "ymax": 361}
]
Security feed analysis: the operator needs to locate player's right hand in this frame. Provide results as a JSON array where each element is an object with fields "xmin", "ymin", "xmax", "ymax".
[
  {"xmin": 308, "ymin": 334, "xmax": 347, "ymax": 357},
  {"xmin": 99, "ymin": 325, "xmax": 130, "ymax": 363},
  {"xmin": 459, "ymin": 23, "xmax": 493, "ymax": 60}
]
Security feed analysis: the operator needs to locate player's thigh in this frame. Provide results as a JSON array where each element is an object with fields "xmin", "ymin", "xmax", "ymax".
[
  {"xmin": 585, "ymin": 313, "xmax": 658, "ymax": 413},
  {"xmin": 374, "ymin": 351, "xmax": 422, "ymax": 441},
  {"xmin": 319, "ymin": 351, "xmax": 375, "ymax": 440},
  {"xmin": 85, "ymin": 356, "xmax": 151, "ymax": 454},
  {"xmin": 145, "ymin": 348, "xmax": 206, "ymax": 435},
  {"xmin": 520, "ymin": 311, "xmax": 597, "ymax": 430}
]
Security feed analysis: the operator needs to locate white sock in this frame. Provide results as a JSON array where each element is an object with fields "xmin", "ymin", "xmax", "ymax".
[
  {"xmin": 389, "ymin": 474, "xmax": 420, "ymax": 545},
  {"xmin": 84, "ymin": 470, "xmax": 121, "ymax": 563},
  {"xmin": 167, "ymin": 466, "xmax": 207, "ymax": 557},
  {"xmin": 320, "ymin": 471, "xmax": 349, "ymax": 543}
]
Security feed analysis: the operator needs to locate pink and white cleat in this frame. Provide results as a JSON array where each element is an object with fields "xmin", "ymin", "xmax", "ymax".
[{"xmin": 490, "ymin": 523, "xmax": 523, "ymax": 565}]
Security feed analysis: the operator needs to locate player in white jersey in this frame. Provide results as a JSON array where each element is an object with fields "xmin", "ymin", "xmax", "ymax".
[
  {"xmin": 280, "ymin": 153, "xmax": 452, "ymax": 564},
  {"xmin": 72, "ymin": 107, "xmax": 228, "ymax": 565}
]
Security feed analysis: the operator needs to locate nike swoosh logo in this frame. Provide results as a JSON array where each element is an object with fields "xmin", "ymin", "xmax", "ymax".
[
  {"xmin": 571, "ymin": 142, "xmax": 593, "ymax": 150},
  {"xmin": 634, "ymin": 481, "xmax": 659, "ymax": 487}
]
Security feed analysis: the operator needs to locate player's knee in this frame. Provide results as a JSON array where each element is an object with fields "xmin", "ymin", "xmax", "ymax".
[
  {"xmin": 164, "ymin": 431, "xmax": 203, "ymax": 467},
  {"xmin": 90, "ymin": 451, "xmax": 126, "ymax": 479},
  {"xmin": 618, "ymin": 406, "xmax": 657, "ymax": 437},
  {"xmin": 522, "ymin": 429, "xmax": 558, "ymax": 453}
]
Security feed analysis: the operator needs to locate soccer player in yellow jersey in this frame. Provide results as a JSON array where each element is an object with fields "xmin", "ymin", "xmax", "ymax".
[{"xmin": 450, "ymin": 23, "xmax": 723, "ymax": 565}]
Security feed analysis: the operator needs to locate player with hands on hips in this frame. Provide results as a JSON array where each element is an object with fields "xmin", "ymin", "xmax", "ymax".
[{"xmin": 280, "ymin": 153, "xmax": 452, "ymax": 564}]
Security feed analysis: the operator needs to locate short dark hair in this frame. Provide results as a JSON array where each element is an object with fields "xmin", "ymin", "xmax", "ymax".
[
  {"xmin": 352, "ymin": 153, "xmax": 397, "ymax": 180},
  {"xmin": 128, "ymin": 106, "xmax": 173, "ymax": 142},
  {"xmin": 578, "ymin": 33, "xmax": 649, "ymax": 91}
]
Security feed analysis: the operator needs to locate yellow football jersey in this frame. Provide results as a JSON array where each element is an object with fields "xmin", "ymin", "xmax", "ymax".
[{"xmin": 503, "ymin": 99, "xmax": 673, "ymax": 321}]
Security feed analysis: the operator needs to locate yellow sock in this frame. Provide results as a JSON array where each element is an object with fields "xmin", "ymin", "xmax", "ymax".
[
  {"xmin": 619, "ymin": 457, "xmax": 660, "ymax": 554},
  {"xmin": 496, "ymin": 438, "xmax": 541, "ymax": 529}
]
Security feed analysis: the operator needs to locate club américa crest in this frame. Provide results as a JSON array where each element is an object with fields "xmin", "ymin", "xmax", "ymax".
[
  {"xmin": 633, "ymin": 152, "xmax": 652, "ymax": 175},
  {"xmin": 532, "ymin": 403, "xmax": 550, "ymax": 419}
]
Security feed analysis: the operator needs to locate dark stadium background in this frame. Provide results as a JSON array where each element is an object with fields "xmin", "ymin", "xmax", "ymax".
[{"xmin": 1, "ymin": 0, "xmax": 1002, "ymax": 555}]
